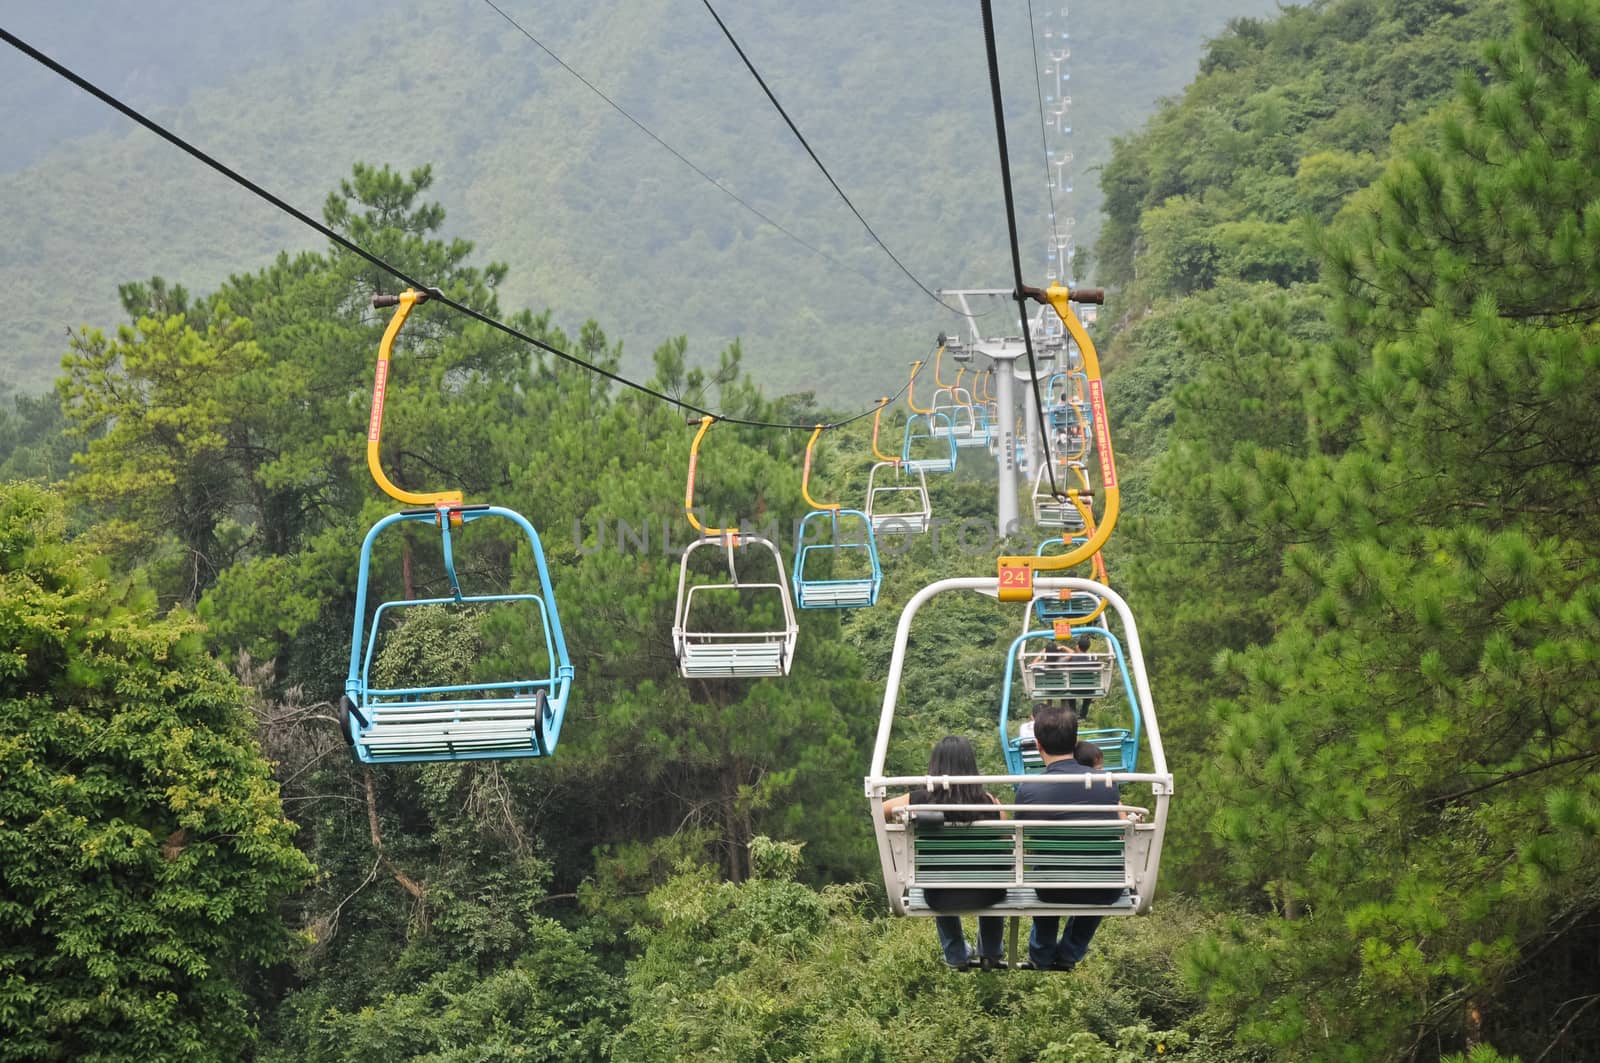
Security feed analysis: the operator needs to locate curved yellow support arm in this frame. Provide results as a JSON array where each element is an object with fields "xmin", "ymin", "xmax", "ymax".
[
  {"xmin": 997, "ymin": 284, "xmax": 1118, "ymax": 598},
  {"xmin": 934, "ymin": 343, "xmax": 957, "ymax": 389},
  {"xmin": 368, "ymin": 290, "xmax": 464, "ymax": 510},
  {"xmin": 801, "ymin": 426, "xmax": 840, "ymax": 511},
  {"xmin": 907, "ymin": 357, "xmax": 933, "ymax": 415},
  {"xmin": 685, "ymin": 415, "xmax": 736, "ymax": 539},
  {"xmin": 870, "ymin": 399, "xmax": 899, "ymax": 464},
  {"xmin": 953, "ymin": 366, "xmax": 966, "ymax": 395}
]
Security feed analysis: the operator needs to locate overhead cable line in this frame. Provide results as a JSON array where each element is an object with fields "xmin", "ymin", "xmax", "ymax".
[
  {"xmin": 697, "ymin": 0, "xmax": 995, "ymax": 320},
  {"xmin": 480, "ymin": 0, "xmax": 886, "ymax": 292},
  {"xmin": 1026, "ymin": 0, "xmax": 1063, "ymax": 270},
  {"xmin": 0, "ymin": 25, "xmax": 916, "ymax": 433},
  {"xmin": 976, "ymin": 0, "xmax": 1062, "ymax": 499}
]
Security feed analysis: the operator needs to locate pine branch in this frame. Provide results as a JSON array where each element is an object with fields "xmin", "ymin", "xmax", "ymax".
[
  {"xmin": 1425, "ymin": 749, "xmax": 1600, "ymax": 807},
  {"xmin": 1533, "ymin": 992, "xmax": 1600, "ymax": 1063}
]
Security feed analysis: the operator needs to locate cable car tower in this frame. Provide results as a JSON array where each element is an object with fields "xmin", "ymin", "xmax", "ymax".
[
  {"xmin": 924, "ymin": 3, "xmax": 1103, "ymax": 539},
  {"xmin": 937, "ymin": 289, "xmax": 1090, "ymax": 537},
  {"xmin": 1040, "ymin": 3, "xmax": 1075, "ymax": 283}
]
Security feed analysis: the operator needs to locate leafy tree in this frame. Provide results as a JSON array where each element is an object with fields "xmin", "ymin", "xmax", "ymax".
[
  {"xmin": 1094, "ymin": 0, "xmax": 1511, "ymax": 308},
  {"xmin": 0, "ymin": 483, "xmax": 314, "ymax": 1061},
  {"xmin": 0, "ymin": 384, "xmax": 74, "ymax": 484}
]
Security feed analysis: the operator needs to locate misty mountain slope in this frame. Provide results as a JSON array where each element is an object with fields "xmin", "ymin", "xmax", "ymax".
[{"xmin": 1, "ymin": 0, "xmax": 1274, "ymax": 398}]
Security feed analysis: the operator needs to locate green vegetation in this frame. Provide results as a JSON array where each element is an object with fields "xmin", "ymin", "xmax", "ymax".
[
  {"xmin": 0, "ymin": 484, "xmax": 313, "ymax": 1061},
  {"xmin": 1096, "ymin": 0, "xmax": 1600, "ymax": 1057},
  {"xmin": 3, "ymin": 0, "xmax": 1599, "ymax": 1059}
]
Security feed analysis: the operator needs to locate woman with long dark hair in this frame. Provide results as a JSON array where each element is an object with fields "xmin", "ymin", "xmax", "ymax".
[{"xmin": 881, "ymin": 735, "xmax": 1007, "ymax": 970}]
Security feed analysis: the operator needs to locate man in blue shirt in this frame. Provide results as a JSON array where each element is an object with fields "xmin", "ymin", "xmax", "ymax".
[{"xmin": 1014, "ymin": 702, "xmax": 1122, "ymax": 971}]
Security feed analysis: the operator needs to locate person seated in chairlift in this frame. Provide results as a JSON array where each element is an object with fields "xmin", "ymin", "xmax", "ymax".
[
  {"xmin": 1069, "ymin": 633, "xmax": 1094, "ymax": 718},
  {"xmin": 1017, "ymin": 700, "xmax": 1052, "ymax": 748},
  {"xmin": 1014, "ymin": 703, "xmax": 1122, "ymax": 972},
  {"xmin": 1073, "ymin": 739, "xmax": 1103, "ymax": 770},
  {"xmin": 881, "ymin": 735, "xmax": 1009, "ymax": 971}
]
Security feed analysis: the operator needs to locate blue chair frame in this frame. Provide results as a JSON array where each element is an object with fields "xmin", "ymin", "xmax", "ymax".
[
  {"xmin": 999, "ymin": 626, "xmax": 1141, "ymax": 775},
  {"xmin": 793, "ymin": 508, "xmax": 882, "ymax": 609},
  {"xmin": 901, "ymin": 412, "xmax": 958, "ymax": 473},
  {"xmin": 343, "ymin": 505, "xmax": 574, "ymax": 764}
]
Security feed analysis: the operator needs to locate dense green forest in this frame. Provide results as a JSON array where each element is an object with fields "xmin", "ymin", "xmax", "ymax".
[
  {"xmin": 0, "ymin": 0, "xmax": 1272, "ymax": 398},
  {"xmin": 3, "ymin": 0, "xmax": 1599, "ymax": 1060}
]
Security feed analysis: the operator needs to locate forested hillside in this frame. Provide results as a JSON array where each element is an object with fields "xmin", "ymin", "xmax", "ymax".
[
  {"xmin": 3, "ymin": 0, "xmax": 1599, "ymax": 1060},
  {"xmin": 1093, "ymin": 0, "xmax": 1600, "ymax": 1057},
  {"xmin": 0, "ymin": 0, "xmax": 1272, "ymax": 397}
]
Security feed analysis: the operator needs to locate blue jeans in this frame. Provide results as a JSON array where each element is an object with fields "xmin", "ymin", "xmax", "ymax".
[
  {"xmin": 935, "ymin": 915, "xmax": 1005, "ymax": 967},
  {"xmin": 1028, "ymin": 915, "xmax": 1102, "ymax": 969}
]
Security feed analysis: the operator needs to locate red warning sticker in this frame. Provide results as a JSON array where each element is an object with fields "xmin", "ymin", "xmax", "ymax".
[
  {"xmin": 1090, "ymin": 379, "xmax": 1117, "ymax": 490},
  {"xmin": 367, "ymin": 360, "xmax": 389, "ymax": 443}
]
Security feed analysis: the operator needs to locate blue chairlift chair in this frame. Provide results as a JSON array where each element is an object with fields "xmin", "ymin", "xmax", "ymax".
[
  {"xmin": 793, "ymin": 426, "xmax": 882, "ymax": 609},
  {"xmin": 1002, "ymin": 625, "xmax": 1139, "ymax": 776},
  {"xmin": 902, "ymin": 412, "xmax": 958, "ymax": 474},
  {"xmin": 342, "ymin": 505, "xmax": 574, "ymax": 764}
]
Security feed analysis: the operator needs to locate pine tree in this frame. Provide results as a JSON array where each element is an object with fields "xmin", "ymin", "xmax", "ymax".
[{"xmin": 1178, "ymin": 1, "xmax": 1600, "ymax": 1056}]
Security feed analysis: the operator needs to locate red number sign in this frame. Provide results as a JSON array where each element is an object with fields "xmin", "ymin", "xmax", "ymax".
[{"xmin": 997, "ymin": 563, "xmax": 1034, "ymax": 602}]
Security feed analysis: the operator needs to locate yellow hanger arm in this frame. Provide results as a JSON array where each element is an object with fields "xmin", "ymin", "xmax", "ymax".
[
  {"xmin": 685, "ymin": 415, "xmax": 736, "ymax": 539},
  {"xmin": 801, "ymin": 425, "xmax": 840, "ymax": 511},
  {"xmin": 367, "ymin": 289, "xmax": 464, "ymax": 510},
  {"xmin": 997, "ymin": 284, "xmax": 1117, "ymax": 597}
]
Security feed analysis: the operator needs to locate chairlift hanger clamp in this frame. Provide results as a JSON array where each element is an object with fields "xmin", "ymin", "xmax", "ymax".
[{"xmin": 998, "ymin": 282, "xmax": 1118, "ymax": 600}]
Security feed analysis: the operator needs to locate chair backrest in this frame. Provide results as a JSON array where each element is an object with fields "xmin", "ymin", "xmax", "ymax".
[{"xmin": 906, "ymin": 816, "xmax": 1135, "ymax": 898}]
